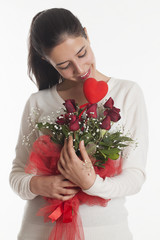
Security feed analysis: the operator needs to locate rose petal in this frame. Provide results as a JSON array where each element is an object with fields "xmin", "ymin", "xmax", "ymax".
[
  {"xmin": 109, "ymin": 108, "xmax": 121, "ymax": 122},
  {"xmin": 69, "ymin": 115, "xmax": 80, "ymax": 131},
  {"xmin": 56, "ymin": 115, "xmax": 66, "ymax": 125},
  {"xmin": 104, "ymin": 97, "xmax": 114, "ymax": 109},
  {"xmin": 112, "ymin": 107, "xmax": 120, "ymax": 114},
  {"xmin": 86, "ymin": 103, "xmax": 97, "ymax": 118},
  {"xmin": 104, "ymin": 109, "xmax": 109, "ymax": 116},
  {"xmin": 63, "ymin": 99, "xmax": 77, "ymax": 113},
  {"xmin": 101, "ymin": 115, "xmax": 111, "ymax": 130}
]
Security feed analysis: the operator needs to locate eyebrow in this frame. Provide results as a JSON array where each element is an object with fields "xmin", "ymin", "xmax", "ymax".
[{"xmin": 56, "ymin": 45, "xmax": 85, "ymax": 66}]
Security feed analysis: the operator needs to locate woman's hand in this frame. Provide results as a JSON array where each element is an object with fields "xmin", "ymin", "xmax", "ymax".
[
  {"xmin": 57, "ymin": 136, "xmax": 96, "ymax": 190},
  {"xmin": 30, "ymin": 174, "xmax": 80, "ymax": 201}
]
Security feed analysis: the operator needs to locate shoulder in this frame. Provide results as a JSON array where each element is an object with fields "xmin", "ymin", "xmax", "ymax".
[
  {"xmin": 20, "ymin": 88, "xmax": 53, "ymax": 121},
  {"xmin": 29, "ymin": 88, "xmax": 52, "ymax": 103},
  {"xmin": 27, "ymin": 85, "xmax": 59, "ymax": 109},
  {"xmin": 105, "ymin": 77, "xmax": 146, "ymax": 116},
  {"xmin": 23, "ymin": 85, "xmax": 64, "ymax": 121},
  {"xmin": 109, "ymin": 77, "xmax": 144, "ymax": 101},
  {"xmin": 110, "ymin": 77, "xmax": 142, "ymax": 92}
]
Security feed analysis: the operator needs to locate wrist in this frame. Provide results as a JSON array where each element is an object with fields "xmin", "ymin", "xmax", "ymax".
[
  {"xmin": 30, "ymin": 175, "xmax": 41, "ymax": 195},
  {"xmin": 82, "ymin": 174, "xmax": 97, "ymax": 190}
]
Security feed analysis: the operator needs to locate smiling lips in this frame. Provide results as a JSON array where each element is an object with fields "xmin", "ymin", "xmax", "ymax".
[{"xmin": 79, "ymin": 68, "xmax": 91, "ymax": 80}]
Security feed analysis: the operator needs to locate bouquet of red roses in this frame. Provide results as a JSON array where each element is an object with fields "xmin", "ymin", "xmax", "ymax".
[
  {"xmin": 25, "ymin": 78, "xmax": 133, "ymax": 240},
  {"xmin": 36, "ymin": 96, "xmax": 132, "ymax": 168}
]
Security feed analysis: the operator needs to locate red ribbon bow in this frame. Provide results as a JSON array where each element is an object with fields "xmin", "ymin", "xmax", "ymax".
[{"xmin": 49, "ymin": 201, "xmax": 73, "ymax": 223}]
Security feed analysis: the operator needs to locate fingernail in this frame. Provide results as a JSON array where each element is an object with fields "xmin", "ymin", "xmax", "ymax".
[{"xmin": 81, "ymin": 140, "xmax": 84, "ymax": 146}]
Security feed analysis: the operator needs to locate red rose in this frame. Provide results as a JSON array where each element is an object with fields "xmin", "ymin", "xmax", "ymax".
[
  {"xmin": 56, "ymin": 113, "xmax": 70, "ymax": 125},
  {"xmin": 104, "ymin": 107, "xmax": 121, "ymax": 122},
  {"xmin": 63, "ymin": 99, "xmax": 77, "ymax": 113},
  {"xmin": 109, "ymin": 107, "xmax": 121, "ymax": 122},
  {"xmin": 56, "ymin": 115, "xmax": 66, "ymax": 125},
  {"xmin": 101, "ymin": 115, "xmax": 111, "ymax": 130},
  {"xmin": 86, "ymin": 103, "xmax": 97, "ymax": 118},
  {"xmin": 69, "ymin": 115, "xmax": 80, "ymax": 131},
  {"xmin": 104, "ymin": 97, "xmax": 121, "ymax": 123},
  {"xmin": 104, "ymin": 97, "xmax": 114, "ymax": 109}
]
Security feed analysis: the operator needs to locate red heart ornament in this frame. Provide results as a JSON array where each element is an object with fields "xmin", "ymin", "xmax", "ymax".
[{"xmin": 83, "ymin": 78, "xmax": 108, "ymax": 104}]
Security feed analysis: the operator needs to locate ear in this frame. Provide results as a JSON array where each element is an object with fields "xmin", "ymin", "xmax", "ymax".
[{"xmin": 83, "ymin": 27, "xmax": 90, "ymax": 44}]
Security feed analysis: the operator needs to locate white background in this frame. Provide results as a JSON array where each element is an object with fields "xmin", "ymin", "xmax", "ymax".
[{"xmin": 0, "ymin": 0, "xmax": 160, "ymax": 239}]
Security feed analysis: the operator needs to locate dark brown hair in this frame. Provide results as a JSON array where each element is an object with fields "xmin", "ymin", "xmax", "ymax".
[{"xmin": 28, "ymin": 8, "xmax": 87, "ymax": 90}]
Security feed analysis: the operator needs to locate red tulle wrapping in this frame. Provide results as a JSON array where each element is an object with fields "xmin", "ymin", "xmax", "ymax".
[{"xmin": 25, "ymin": 135, "xmax": 122, "ymax": 240}]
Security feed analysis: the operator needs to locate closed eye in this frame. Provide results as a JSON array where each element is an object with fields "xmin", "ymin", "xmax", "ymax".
[
  {"xmin": 58, "ymin": 63, "xmax": 70, "ymax": 70},
  {"xmin": 78, "ymin": 49, "xmax": 87, "ymax": 58},
  {"xmin": 58, "ymin": 49, "xmax": 87, "ymax": 70}
]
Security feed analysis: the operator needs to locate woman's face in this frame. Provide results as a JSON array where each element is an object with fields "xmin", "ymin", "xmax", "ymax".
[{"xmin": 46, "ymin": 34, "xmax": 96, "ymax": 83}]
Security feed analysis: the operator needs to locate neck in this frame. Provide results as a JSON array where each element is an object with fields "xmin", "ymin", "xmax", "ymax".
[
  {"xmin": 57, "ymin": 70, "xmax": 111, "ymax": 92},
  {"xmin": 57, "ymin": 79, "xmax": 84, "ymax": 92}
]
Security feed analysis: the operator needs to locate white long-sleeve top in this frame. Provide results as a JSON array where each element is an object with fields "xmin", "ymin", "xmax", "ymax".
[{"xmin": 9, "ymin": 77, "xmax": 148, "ymax": 240}]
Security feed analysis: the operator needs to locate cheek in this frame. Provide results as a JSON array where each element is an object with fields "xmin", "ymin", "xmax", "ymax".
[
  {"xmin": 86, "ymin": 50, "xmax": 95, "ymax": 64},
  {"xmin": 48, "ymin": 60, "xmax": 73, "ymax": 78},
  {"xmin": 57, "ymin": 69, "xmax": 73, "ymax": 78}
]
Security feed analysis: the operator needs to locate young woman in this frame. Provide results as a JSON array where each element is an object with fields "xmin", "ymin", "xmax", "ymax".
[{"xmin": 10, "ymin": 8, "xmax": 148, "ymax": 240}]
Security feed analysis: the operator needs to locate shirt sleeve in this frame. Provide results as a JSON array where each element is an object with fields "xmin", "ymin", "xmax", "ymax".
[
  {"xmin": 83, "ymin": 82, "xmax": 148, "ymax": 199},
  {"xmin": 9, "ymin": 96, "xmax": 39, "ymax": 200}
]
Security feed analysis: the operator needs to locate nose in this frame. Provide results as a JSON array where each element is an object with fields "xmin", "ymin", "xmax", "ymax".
[{"xmin": 73, "ymin": 62, "xmax": 84, "ymax": 75}]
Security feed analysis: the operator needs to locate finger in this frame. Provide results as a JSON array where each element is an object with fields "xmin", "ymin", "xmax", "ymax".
[
  {"xmin": 57, "ymin": 175, "xmax": 73, "ymax": 183},
  {"xmin": 55, "ymin": 175, "xmax": 78, "ymax": 187},
  {"xmin": 63, "ymin": 138, "xmax": 68, "ymax": 153},
  {"xmin": 79, "ymin": 140, "xmax": 90, "ymax": 162},
  {"xmin": 67, "ymin": 135, "xmax": 76, "ymax": 156},
  {"xmin": 53, "ymin": 174, "xmax": 66, "ymax": 181},
  {"xmin": 61, "ymin": 139, "xmax": 70, "ymax": 162},
  {"xmin": 59, "ymin": 153, "xmax": 66, "ymax": 169},
  {"xmin": 54, "ymin": 193, "xmax": 75, "ymax": 201},
  {"xmin": 59, "ymin": 194, "xmax": 76, "ymax": 201},
  {"xmin": 68, "ymin": 135, "xmax": 73, "ymax": 146},
  {"xmin": 62, "ymin": 180, "xmax": 78, "ymax": 187},
  {"xmin": 59, "ymin": 174, "xmax": 67, "ymax": 181},
  {"xmin": 57, "ymin": 160, "xmax": 66, "ymax": 177},
  {"xmin": 59, "ymin": 140, "xmax": 70, "ymax": 167},
  {"xmin": 60, "ymin": 187, "xmax": 79, "ymax": 196}
]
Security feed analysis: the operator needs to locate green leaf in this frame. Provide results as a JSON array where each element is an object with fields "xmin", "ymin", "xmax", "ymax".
[
  {"xmin": 99, "ymin": 150, "xmax": 107, "ymax": 159},
  {"xmin": 61, "ymin": 125, "xmax": 69, "ymax": 137},
  {"xmin": 99, "ymin": 148, "xmax": 120, "ymax": 155},
  {"xmin": 99, "ymin": 129, "xmax": 107, "ymax": 138},
  {"xmin": 117, "ymin": 143, "xmax": 129, "ymax": 147},
  {"xmin": 99, "ymin": 142, "xmax": 111, "ymax": 147},
  {"xmin": 108, "ymin": 153, "xmax": 119, "ymax": 160},
  {"xmin": 39, "ymin": 128, "xmax": 54, "ymax": 137},
  {"xmin": 80, "ymin": 133, "xmax": 93, "ymax": 144},
  {"xmin": 103, "ymin": 137, "xmax": 113, "ymax": 145},
  {"xmin": 94, "ymin": 162, "xmax": 105, "ymax": 168},
  {"xmin": 77, "ymin": 108, "xmax": 85, "ymax": 116},
  {"xmin": 94, "ymin": 152, "xmax": 106, "ymax": 161},
  {"xmin": 86, "ymin": 142, "xmax": 97, "ymax": 155}
]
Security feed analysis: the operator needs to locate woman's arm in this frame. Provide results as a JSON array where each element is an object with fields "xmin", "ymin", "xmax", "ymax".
[
  {"xmin": 83, "ymin": 168, "xmax": 145, "ymax": 199},
  {"xmin": 30, "ymin": 174, "xmax": 79, "ymax": 201},
  {"xmin": 9, "ymin": 96, "xmax": 79, "ymax": 201},
  {"xmin": 58, "ymin": 82, "xmax": 148, "ymax": 199},
  {"xmin": 83, "ymin": 82, "xmax": 148, "ymax": 199},
  {"xmin": 9, "ymin": 97, "xmax": 39, "ymax": 200}
]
